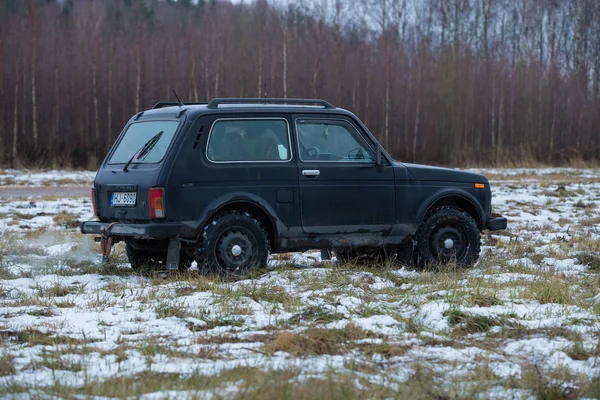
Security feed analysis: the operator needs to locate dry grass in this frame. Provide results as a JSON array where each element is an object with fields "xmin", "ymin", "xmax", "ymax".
[
  {"xmin": 1, "ymin": 168, "xmax": 599, "ymax": 399},
  {"xmin": 566, "ymin": 339, "xmax": 600, "ymax": 361},
  {"xmin": 154, "ymin": 302, "xmax": 194, "ymax": 319},
  {"xmin": 523, "ymin": 275, "xmax": 576, "ymax": 305},
  {"xmin": 445, "ymin": 309, "xmax": 520, "ymax": 334},
  {"xmin": 0, "ymin": 367, "xmax": 404, "ymax": 399},
  {"xmin": 0, "ymin": 353, "xmax": 16, "ymax": 377},
  {"xmin": 36, "ymin": 282, "xmax": 80, "ymax": 298},
  {"xmin": 580, "ymin": 217, "xmax": 600, "ymax": 227},
  {"xmin": 357, "ymin": 341, "xmax": 410, "ymax": 358},
  {"xmin": 469, "ymin": 288, "xmax": 503, "ymax": 307},
  {"xmin": 2, "ymin": 328, "xmax": 88, "ymax": 347},
  {"xmin": 518, "ymin": 364, "xmax": 581, "ymax": 400},
  {"xmin": 52, "ymin": 211, "xmax": 80, "ymax": 228},
  {"xmin": 264, "ymin": 324, "xmax": 372, "ymax": 356},
  {"xmin": 577, "ymin": 253, "xmax": 600, "ymax": 272},
  {"xmin": 27, "ymin": 308, "xmax": 56, "ymax": 317},
  {"xmin": 287, "ymin": 306, "xmax": 346, "ymax": 325}
]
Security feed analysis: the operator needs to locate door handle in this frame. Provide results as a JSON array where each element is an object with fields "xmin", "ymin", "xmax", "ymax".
[{"xmin": 302, "ymin": 169, "xmax": 320, "ymax": 177}]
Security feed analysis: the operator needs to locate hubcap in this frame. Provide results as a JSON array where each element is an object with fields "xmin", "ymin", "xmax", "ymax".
[
  {"xmin": 430, "ymin": 224, "xmax": 467, "ymax": 262},
  {"xmin": 216, "ymin": 229, "xmax": 257, "ymax": 272},
  {"xmin": 231, "ymin": 244, "xmax": 242, "ymax": 257}
]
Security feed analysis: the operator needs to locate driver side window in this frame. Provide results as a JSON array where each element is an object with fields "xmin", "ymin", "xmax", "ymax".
[{"xmin": 296, "ymin": 119, "xmax": 375, "ymax": 162}]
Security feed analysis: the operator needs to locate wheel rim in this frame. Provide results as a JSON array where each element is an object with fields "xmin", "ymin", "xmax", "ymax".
[
  {"xmin": 215, "ymin": 228, "xmax": 257, "ymax": 273},
  {"xmin": 429, "ymin": 223, "xmax": 468, "ymax": 262}
]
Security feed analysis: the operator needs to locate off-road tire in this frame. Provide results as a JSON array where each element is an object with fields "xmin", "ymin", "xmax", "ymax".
[
  {"xmin": 414, "ymin": 206, "xmax": 481, "ymax": 268},
  {"xmin": 196, "ymin": 211, "xmax": 270, "ymax": 277},
  {"xmin": 125, "ymin": 243, "xmax": 193, "ymax": 272}
]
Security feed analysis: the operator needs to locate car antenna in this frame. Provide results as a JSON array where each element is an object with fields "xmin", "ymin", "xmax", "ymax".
[{"xmin": 172, "ymin": 89, "xmax": 184, "ymax": 108}]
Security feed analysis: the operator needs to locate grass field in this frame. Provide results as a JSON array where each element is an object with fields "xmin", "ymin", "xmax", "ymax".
[{"xmin": 0, "ymin": 168, "xmax": 599, "ymax": 399}]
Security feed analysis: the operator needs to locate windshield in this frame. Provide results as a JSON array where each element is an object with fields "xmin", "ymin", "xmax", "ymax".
[{"xmin": 108, "ymin": 120, "xmax": 179, "ymax": 164}]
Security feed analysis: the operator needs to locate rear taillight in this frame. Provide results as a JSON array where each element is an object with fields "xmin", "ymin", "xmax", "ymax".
[
  {"xmin": 149, "ymin": 187, "xmax": 165, "ymax": 219},
  {"xmin": 91, "ymin": 187, "xmax": 98, "ymax": 216}
]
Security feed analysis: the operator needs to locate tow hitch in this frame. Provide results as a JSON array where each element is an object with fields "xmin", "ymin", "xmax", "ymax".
[{"xmin": 97, "ymin": 223, "xmax": 117, "ymax": 263}]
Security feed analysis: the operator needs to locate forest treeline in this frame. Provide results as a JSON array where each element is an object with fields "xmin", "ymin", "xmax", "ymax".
[{"xmin": 1, "ymin": 0, "xmax": 600, "ymax": 168}]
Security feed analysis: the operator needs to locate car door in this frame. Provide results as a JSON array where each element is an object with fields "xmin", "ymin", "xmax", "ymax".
[
  {"xmin": 294, "ymin": 115, "xmax": 395, "ymax": 234},
  {"xmin": 169, "ymin": 113, "xmax": 300, "ymax": 239}
]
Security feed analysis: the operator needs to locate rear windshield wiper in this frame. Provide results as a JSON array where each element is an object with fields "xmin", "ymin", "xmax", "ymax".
[{"xmin": 123, "ymin": 130, "xmax": 164, "ymax": 172}]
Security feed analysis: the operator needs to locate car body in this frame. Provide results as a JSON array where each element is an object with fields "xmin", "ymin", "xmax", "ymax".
[{"xmin": 81, "ymin": 98, "xmax": 507, "ymax": 274}]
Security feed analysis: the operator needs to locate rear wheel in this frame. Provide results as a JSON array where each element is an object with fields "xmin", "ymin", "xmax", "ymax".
[
  {"xmin": 196, "ymin": 211, "xmax": 270, "ymax": 277},
  {"xmin": 414, "ymin": 206, "xmax": 481, "ymax": 268}
]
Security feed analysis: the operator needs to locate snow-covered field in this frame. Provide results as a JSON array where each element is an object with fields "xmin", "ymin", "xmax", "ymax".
[
  {"xmin": 0, "ymin": 169, "xmax": 599, "ymax": 399},
  {"xmin": 0, "ymin": 169, "xmax": 96, "ymax": 187}
]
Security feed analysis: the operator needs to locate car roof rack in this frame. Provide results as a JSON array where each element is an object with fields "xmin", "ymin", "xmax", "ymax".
[
  {"xmin": 152, "ymin": 102, "xmax": 207, "ymax": 109},
  {"xmin": 206, "ymin": 98, "xmax": 335, "ymax": 109}
]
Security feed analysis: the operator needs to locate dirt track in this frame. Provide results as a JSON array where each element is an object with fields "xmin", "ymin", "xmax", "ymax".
[{"xmin": 0, "ymin": 186, "xmax": 90, "ymax": 199}]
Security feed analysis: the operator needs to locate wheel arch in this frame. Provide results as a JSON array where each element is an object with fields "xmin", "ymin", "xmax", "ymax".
[
  {"xmin": 418, "ymin": 191, "xmax": 485, "ymax": 230},
  {"xmin": 198, "ymin": 197, "xmax": 278, "ymax": 250}
]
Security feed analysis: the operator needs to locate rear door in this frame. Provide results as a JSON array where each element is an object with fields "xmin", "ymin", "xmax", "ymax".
[
  {"xmin": 95, "ymin": 118, "xmax": 181, "ymax": 220},
  {"xmin": 294, "ymin": 115, "xmax": 395, "ymax": 234},
  {"xmin": 169, "ymin": 113, "xmax": 300, "ymax": 238}
]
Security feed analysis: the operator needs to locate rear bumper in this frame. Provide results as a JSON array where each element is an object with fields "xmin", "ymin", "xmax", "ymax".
[
  {"xmin": 80, "ymin": 221, "xmax": 183, "ymax": 240},
  {"xmin": 486, "ymin": 216, "xmax": 507, "ymax": 231}
]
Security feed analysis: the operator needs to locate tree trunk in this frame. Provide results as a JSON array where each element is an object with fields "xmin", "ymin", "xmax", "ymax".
[
  {"xmin": 403, "ymin": 80, "xmax": 410, "ymax": 160},
  {"xmin": 548, "ymin": 99, "xmax": 556, "ymax": 163},
  {"xmin": 364, "ymin": 55, "xmax": 370, "ymax": 127},
  {"xmin": 204, "ymin": 60, "xmax": 210, "ymax": 100},
  {"xmin": 282, "ymin": 27, "xmax": 288, "ymax": 98},
  {"xmin": 214, "ymin": 68, "xmax": 220, "ymax": 98},
  {"xmin": 135, "ymin": 38, "xmax": 141, "ymax": 111},
  {"xmin": 412, "ymin": 97, "xmax": 420, "ymax": 163},
  {"xmin": 257, "ymin": 16, "xmax": 263, "ymax": 97},
  {"xmin": 481, "ymin": 0, "xmax": 489, "ymax": 59},
  {"xmin": 13, "ymin": 57, "xmax": 19, "ymax": 167},
  {"xmin": 352, "ymin": 82, "xmax": 356, "ymax": 112},
  {"xmin": 190, "ymin": 44, "xmax": 199, "ymax": 102},
  {"xmin": 31, "ymin": 30, "xmax": 38, "ymax": 153},
  {"xmin": 108, "ymin": 36, "xmax": 114, "ymax": 149},
  {"xmin": 53, "ymin": 67, "xmax": 59, "ymax": 149},
  {"xmin": 491, "ymin": 77, "xmax": 496, "ymax": 164},
  {"xmin": 497, "ymin": 83, "xmax": 504, "ymax": 162},
  {"xmin": 384, "ymin": 42, "xmax": 390, "ymax": 149},
  {"xmin": 312, "ymin": 58, "xmax": 319, "ymax": 98},
  {"xmin": 0, "ymin": 36, "xmax": 4, "ymax": 160},
  {"xmin": 92, "ymin": 61, "xmax": 100, "ymax": 144}
]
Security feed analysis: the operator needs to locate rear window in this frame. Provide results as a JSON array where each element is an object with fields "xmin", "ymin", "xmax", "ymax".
[
  {"xmin": 108, "ymin": 120, "xmax": 179, "ymax": 164},
  {"xmin": 207, "ymin": 119, "xmax": 291, "ymax": 162}
]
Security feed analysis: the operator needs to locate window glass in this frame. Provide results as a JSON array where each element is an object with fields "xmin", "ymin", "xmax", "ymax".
[
  {"xmin": 296, "ymin": 119, "xmax": 374, "ymax": 162},
  {"xmin": 109, "ymin": 120, "xmax": 179, "ymax": 164},
  {"xmin": 207, "ymin": 119, "xmax": 291, "ymax": 162}
]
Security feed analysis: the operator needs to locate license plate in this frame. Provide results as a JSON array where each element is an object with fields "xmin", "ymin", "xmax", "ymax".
[{"xmin": 111, "ymin": 192, "xmax": 137, "ymax": 206}]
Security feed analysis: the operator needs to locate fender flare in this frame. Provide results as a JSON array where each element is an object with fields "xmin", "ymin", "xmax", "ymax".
[
  {"xmin": 416, "ymin": 188, "xmax": 486, "ymax": 229},
  {"xmin": 195, "ymin": 192, "xmax": 283, "ymax": 244}
]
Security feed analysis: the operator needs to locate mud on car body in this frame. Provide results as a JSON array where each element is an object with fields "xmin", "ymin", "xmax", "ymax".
[{"xmin": 81, "ymin": 98, "xmax": 507, "ymax": 276}]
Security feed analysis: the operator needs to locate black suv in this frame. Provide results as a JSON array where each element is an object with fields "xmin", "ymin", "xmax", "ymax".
[{"xmin": 81, "ymin": 98, "xmax": 507, "ymax": 275}]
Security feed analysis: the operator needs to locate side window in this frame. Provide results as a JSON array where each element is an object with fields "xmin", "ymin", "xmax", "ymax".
[
  {"xmin": 296, "ymin": 119, "xmax": 375, "ymax": 162},
  {"xmin": 207, "ymin": 119, "xmax": 291, "ymax": 162}
]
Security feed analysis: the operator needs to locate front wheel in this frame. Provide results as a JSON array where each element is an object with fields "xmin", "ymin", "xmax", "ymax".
[
  {"xmin": 196, "ymin": 211, "xmax": 270, "ymax": 277},
  {"xmin": 414, "ymin": 206, "xmax": 481, "ymax": 268}
]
